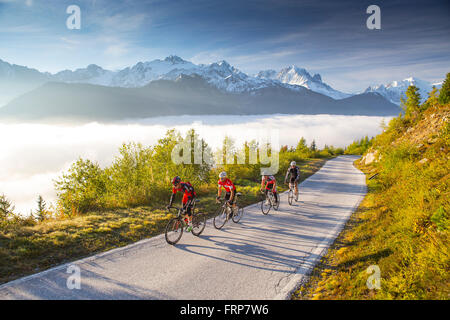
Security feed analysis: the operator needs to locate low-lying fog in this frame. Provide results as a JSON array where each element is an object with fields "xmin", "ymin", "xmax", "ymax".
[{"xmin": 0, "ymin": 114, "xmax": 391, "ymax": 215}]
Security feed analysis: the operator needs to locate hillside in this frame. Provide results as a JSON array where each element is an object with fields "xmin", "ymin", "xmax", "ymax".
[
  {"xmin": 293, "ymin": 89, "xmax": 449, "ymax": 299},
  {"xmin": 0, "ymin": 75, "xmax": 400, "ymax": 121}
]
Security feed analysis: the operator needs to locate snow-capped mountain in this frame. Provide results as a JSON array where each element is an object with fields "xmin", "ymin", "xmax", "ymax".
[
  {"xmin": 0, "ymin": 58, "xmax": 52, "ymax": 106},
  {"xmin": 3, "ymin": 55, "xmax": 441, "ymax": 108},
  {"xmin": 47, "ymin": 56, "xmax": 294, "ymax": 94},
  {"xmin": 256, "ymin": 66, "xmax": 351, "ymax": 100},
  {"xmin": 9, "ymin": 55, "xmax": 348, "ymax": 99},
  {"xmin": 54, "ymin": 64, "xmax": 114, "ymax": 85},
  {"xmin": 0, "ymin": 58, "xmax": 51, "ymax": 81},
  {"xmin": 54, "ymin": 56, "xmax": 196, "ymax": 87},
  {"xmin": 364, "ymin": 77, "xmax": 442, "ymax": 105}
]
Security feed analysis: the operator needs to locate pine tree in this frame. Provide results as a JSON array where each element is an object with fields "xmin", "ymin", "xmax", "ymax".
[
  {"xmin": 423, "ymin": 86, "xmax": 439, "ymax": 111},
  {"xmin": 400, "ymin": 85, "xmax": 421, "ymax": 119},
  {"xmin": 296, "ymin": 137, "xmax": 309, "ymax": 156},
  {"xmin": 310, "ymin": 140, "xmax": 317, "ymax": 151},
  {"xmin": 296, "ymin": 137, "xmax": 307, "ymax": 150},
  {"xmin": 0, "ymin": 194, "xmax": 15, "ymax": 220},
  {"xmin": 438, "ymin": 72, "xmax": 450, "ymax": 105},
  {"xmin": 34, "ymin": 195, "xmax": 47, "ymax": 221}
]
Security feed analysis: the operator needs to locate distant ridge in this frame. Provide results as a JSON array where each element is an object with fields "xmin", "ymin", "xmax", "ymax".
[{"xmin": 0, "ymin": 75, "xmax": 400, "ymax": 121}]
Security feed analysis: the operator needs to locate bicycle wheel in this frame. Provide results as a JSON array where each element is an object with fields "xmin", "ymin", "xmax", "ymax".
[
  {"xmin": 213, "ymin": 206, "xmax": 228, "ymax": 229},
  {"xmin": 232, "ymin": 206, "xmax": 244, "ymax": 223},
  {"xmin": 273, "ymin": 194, "xmax": 280, "ymax": 211},
  {"xmin": 288, "ymin": 189, "xmax": 294, "ymax": 205},
  {"xmin": 191, "ymin": 213, "xmax": 206, "ymax": 236},
  {"xmin": 165, "ymin": 218, "xmax": 183, "ymax": 245},
  {"xmin": 261, "ymin": 196, "xmax": 271, "ymax": 215}
]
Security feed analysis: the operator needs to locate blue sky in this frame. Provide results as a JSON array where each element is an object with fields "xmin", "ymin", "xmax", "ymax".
[{"xmin": 0, "ymin": 0, "xmax": 449, "ymax": 92}]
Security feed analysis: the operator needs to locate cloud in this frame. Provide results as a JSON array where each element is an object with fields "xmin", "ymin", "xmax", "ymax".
[
  {"xmin": 104, "ymin": 43, "xmax": 129, "ymax": 57},
  {"xmin": 100, "ymin": 13, "xmax": 147, "ymax": 32},
  {"xmin": 0, "ymin": 114, "xmax": 390, "ymax": 215},
  {"xmin": 0, "ymin": 24, "xmax": 46, "ymax": 33}
]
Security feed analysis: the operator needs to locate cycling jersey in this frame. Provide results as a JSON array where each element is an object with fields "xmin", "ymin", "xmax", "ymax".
[
  {"xmin": 262, "ymin": 176, "xmax": 277, "ymax": 192},
  {"xmin": 262, "ymin": 175, "xmax": 276, "ymax": 185},
  {"xmin": 262, "ymin": 176, "xmax": 278, "ymax": 203},
  {"xmin": 170, "ymin": 182, "xmax": 196, "ymax": 205},
  {"xmin": 285, "ymin": 166, "xmax": 300, "ymax": 182},
  {"xmin": 218, "ymin": 178, "xmax": 236, "ymax": 193}
]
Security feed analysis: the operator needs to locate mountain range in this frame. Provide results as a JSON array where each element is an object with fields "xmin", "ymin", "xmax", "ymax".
[
  {"xmin": 364, "ymin": 77, "xmax": 442, "ymax": 105},
  {"xmin": 0, "ymin": 55, "xmax": 442, "ymax": 121},
  {"xmin": 0, "ymin": 74, "xmax": 400, "ymax": 121}
]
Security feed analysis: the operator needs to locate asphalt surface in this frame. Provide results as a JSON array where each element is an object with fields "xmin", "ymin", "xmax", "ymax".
[{"xmin": 0, "ymin": 155, "xmax": 366, "ymax": 300}]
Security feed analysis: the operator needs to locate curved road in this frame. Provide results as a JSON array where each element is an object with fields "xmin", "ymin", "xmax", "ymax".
[{"xmin": 0, "ymin": 156, "xmax": 366, "ymax": 300}]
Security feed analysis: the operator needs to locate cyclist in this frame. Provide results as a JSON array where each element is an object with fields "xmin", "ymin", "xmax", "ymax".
[
  {"xmin": 261, "ymin": 172, "xmax": 279, "ymax": 205},
  {"xmin": 285, "ymin": 161, "xmax": 300, "ymax": 200},
  {"xmin": 216, "ymin": 171, "xmax": 237, "ymax": 216},
  {"xmin": 167, "ymin": 176, "xmax": 196, "ymax": 232}
]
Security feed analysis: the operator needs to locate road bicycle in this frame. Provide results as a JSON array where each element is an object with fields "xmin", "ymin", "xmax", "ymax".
[
  {"xmin": 213, "ymin": 192, "xmax": 244, "ymax": 229},
  {"xmin": 287, "ymin": 182, "xmax": 299, "ymax": 206},
  {"xmin": 165, "ymin": 199, "xmax": 206, "ymax": 245},
  {"xmin": 261, "ymin": 189, "xmax": 279, "ymax": 215}
]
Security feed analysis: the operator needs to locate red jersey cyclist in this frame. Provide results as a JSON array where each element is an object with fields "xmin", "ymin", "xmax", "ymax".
[
  {"xmin": 261, "ymin": 172, "xmax": 279, "ymax": 205},
  {"xmin": 167, "ymin": 176, "xmax": 196, "ymax": 232},
  {"xmin": 216, "ymin": 171, "xmax": 237, "ymax": 212}
]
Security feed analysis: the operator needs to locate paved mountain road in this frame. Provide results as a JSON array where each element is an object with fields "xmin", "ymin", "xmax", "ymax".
[{"xmin": 0, "ymin": 156, "xmax": 366, "ymax": 300}]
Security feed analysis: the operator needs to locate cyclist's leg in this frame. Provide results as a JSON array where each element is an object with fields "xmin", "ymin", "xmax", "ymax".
[
  {"xmin": 292, "ymin": 177, "xmax": 299, "ymax": 195},
  {"xmin": 224, "ymin": 192, "xmax": 233, "ymax": 217},
  {"xmin": 231, "ymin": 190, "xmax": 237, "ymax": 207},
  {"xmin": 271, "ymin": 184, "xmax": 278, "ymax": 203},
  {"xmin": 182, "ymin": 194, "xmax": 193, "ymax": 223}
]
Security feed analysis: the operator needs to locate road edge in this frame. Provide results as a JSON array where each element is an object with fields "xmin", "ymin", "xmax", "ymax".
[{"xmin": 273, "ymin": 156, "xmax": 367, "ymax": 300}]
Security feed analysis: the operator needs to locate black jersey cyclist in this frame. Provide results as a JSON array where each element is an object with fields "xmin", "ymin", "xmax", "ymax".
[{"xmin": 285, "ymin": 161, "xmax": 300, "ymax": 200}]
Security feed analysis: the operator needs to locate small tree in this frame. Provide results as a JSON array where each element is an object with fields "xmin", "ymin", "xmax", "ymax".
[
  {"xmin": 422, "ymin": 86, "xmax": 440, "ymax": 111},
  {"xmin": 34, "ymin": 195, "xmax": 47, "ymax": 221},
  {"xmin": 310, "ymin": 140, "xmax": 317, "ymax": 152},
  {"xmin": 438, "ymin": 72, "xmax": 450, "ymax": 105},
  {"xmin": 54, "ymin": 158, "xmax": 106, "ymax": 215},
  {"xmin": 296, "ymin": 137, "xmax": 309, "ymax": 157},
  {"xmin": 0, "ymin": 194, "xmax": 15, "ymax": 220},
  {"xmin": 400, "ymin": 85, "xmax": 421, "ymax": 119}
]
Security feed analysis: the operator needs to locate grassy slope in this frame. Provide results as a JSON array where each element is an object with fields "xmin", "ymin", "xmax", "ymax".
[
  {"xmin": 0, "ymin": 158, "xmax": 326, "ymax": 285},
  {"xmin": 293, "ymin": 105, "xmax": 449, "ymax": 300}
]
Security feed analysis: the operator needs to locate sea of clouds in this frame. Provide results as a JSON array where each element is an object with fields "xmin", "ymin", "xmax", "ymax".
[{"xmin": 0, "ymin": 114, "xmax": 391, "ymax": 215}]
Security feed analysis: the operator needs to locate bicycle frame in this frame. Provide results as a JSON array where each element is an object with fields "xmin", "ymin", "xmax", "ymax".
[
  {"xmin": 213, "ymin": 193, "xmax": 243, "ymax": 229},
  {"xmin": 262, "ymin": 189, "xmax": 275, "ymax": 205},
  {"xmin": 169, "ymin": 199, "xmax": 197, "ymax": 218}
]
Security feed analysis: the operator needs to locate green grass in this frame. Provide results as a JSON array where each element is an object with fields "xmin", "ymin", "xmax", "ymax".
[
  {"xmin": 0, "ymin": 158, "xmax": 327, "ymax": 285},
  {"xmin": 292, "ymin": 105, "xmax": 449, "ymax": 300}
]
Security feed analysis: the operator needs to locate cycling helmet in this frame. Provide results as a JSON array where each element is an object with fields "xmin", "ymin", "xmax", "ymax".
[
  {"xmin": 219, "ymin": 171, "xmax": 227, "ymax": 178},
  {"xmin": 290, "ymin": 161, "xmax": 296, "ymax": 166},
  {"xmin": 172, "ymin": 176, "xmax": 181, "ymax": 185}
]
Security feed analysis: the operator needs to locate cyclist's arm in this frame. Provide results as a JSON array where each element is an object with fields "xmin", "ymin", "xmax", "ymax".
[
  {"xmin": 168, "ymin": 191, "xmax": 176, "ymax": 207},
  {"xmin": 217, "ymin": 185, "xmax": 222, "ymax": 198},
  {"xmin": 285, "ymin": 169, "xmax": 290, "ymax": 183},
  {"xmin": 229, "ymin": 188, "xmax": 235, "ymax": 201},
  {"xmin": 187, "ymin": 185, "xmax": 195, "ymax": 199}
]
